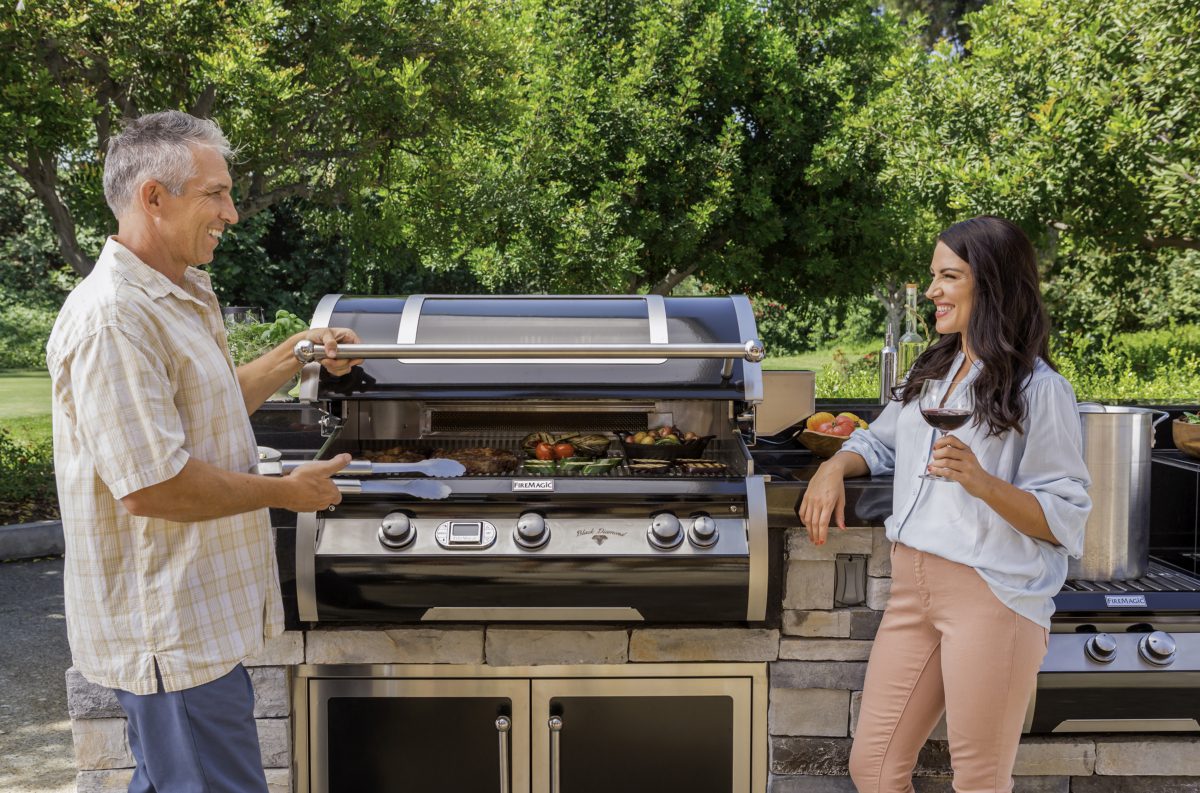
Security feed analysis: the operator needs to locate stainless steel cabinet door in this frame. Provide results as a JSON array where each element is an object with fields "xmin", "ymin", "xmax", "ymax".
[
  {"xmin": 531, "ymin": 677, "xmax": 752, "ymax": 793},
  {"xmin": 307, "ymin": 678, "xmax": 531, "ymax": 793}
]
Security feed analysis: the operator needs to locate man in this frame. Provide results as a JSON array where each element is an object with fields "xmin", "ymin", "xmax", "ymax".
[{"xmin": 46, "ymin": 110, "xmax": 360, "ymax": 792}]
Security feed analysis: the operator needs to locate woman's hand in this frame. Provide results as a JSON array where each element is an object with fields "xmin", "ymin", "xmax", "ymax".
[
  {"xmin": 928, "ymin": 434, "xmax": 996, "ymax": 498},
  {"xmin": 797, "ymin": 458, "xmax": 849, "ymax": 546}
]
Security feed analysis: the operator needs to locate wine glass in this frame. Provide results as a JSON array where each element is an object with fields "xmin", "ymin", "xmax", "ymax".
[{"xmin": 918, "ymin": 378, "xmax": 974, "ymax": 482}]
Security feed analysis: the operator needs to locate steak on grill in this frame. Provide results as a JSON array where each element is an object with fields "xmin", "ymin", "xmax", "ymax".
[
  {"xmin": 432, "ymin": 447, "xmax": 519, "ymax": 474},
  {"xmin": 363, "ymin": 447, "xmax": 426, "ymax": 464}
]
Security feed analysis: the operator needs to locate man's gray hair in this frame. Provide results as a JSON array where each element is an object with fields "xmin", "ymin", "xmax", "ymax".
[{"xmin": 103, "ymin": 110, "xmax": 234, "ymax": 216}]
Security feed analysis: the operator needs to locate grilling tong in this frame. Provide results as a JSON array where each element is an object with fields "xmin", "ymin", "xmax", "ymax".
[{"xmin": 255, "ymin": 447, "xmax": 463, "ymax": 500}]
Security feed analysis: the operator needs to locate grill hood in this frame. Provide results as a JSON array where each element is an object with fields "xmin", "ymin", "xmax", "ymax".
[{"xmin": 298, "ymin": 295, "xmax": 764, "ymax": 402}]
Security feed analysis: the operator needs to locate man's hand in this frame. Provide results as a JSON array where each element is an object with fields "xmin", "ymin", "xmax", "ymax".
[
  {"xmin": 300, "ymin": 327, "xmax": 364, "ymax": 377},
  {"xmin": 927, "ymin": 435, "xmax": 995, "ymax": 497},
  {"xmin": 279, "ymin": 453, "xmax": 352, "ymax": 512},
  {"xmin": 237, "ymin": 326, "xmax": 364, "ymax": 413}
]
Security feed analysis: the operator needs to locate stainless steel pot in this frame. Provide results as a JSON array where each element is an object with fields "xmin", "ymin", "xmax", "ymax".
[{"xmin": 1068, "ymin": 404, "xmax": 1169, "ymax": 581}]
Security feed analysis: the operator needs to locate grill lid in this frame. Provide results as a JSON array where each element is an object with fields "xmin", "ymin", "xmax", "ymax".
[{"xmin": 299, "ymin": 295, "xmax": 764, "ymax": 401}]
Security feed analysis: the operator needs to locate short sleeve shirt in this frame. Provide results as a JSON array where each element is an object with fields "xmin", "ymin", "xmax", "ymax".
[{"xmin": 45, "ymin": 238, "xmax": 283, "ymax": 695}]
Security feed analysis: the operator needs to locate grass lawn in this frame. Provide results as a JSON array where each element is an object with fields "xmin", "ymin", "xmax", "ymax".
[
  {"xmin": 0, "ymin": 369, "xmax": 52, "ymax": 443},
  {"xmin": 764, "ymin": 341, "xmax": 877, "ymax": 371}
]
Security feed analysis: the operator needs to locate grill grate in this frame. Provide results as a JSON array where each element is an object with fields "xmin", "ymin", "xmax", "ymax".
[
  {"xmin": 328, "ymin": 436, "xmax": 748, "ymax": 478},
  {"xmin": 1061, "ymin": 562, "xmax": 1200, "ymax": 593}
]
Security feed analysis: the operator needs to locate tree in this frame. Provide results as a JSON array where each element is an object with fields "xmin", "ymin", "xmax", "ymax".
[
  {"xmin": 0, "ymin": 0, "xmax": 513, "ymax": 277},
  {"xmin": 825, "ymin": 0, "xmax": 1200, "ymax": 331},
  {"xmin": 883, "ymin": 0, "xmax": 991, "ymax": 47},
  {"xmin": 375, "ymin": 0, "xmax": 908, "ymax": 305}
]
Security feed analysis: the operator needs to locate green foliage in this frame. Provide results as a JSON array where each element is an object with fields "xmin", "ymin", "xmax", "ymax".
[
  {"xmin": 0, "ymin": 301, "xmax": 56, "ymax": 370},
  {"xmin": 224, "ymin": 310, "xmax": 310, "ymax": 367},
  {"xmin": 809, "ymin": 325, "xmax": 1200, "ymax": 402},
  {"xmin": 756, "ymin": 295, "xmax": 885, "ymax": 356},
  {"xmin": 0, "ymin": 427, "xmax": 57, "ymax": 524},
  {"xmin": 1053, "ymin": 325, "xmax": 1200, "ymax": 403},
  {"xmin": 829, "ymin": 0, "xmax": 1200, "ymax": 334},
  {"xmin": 883, "ymin": 0, "xmax": 991, "ymax": 46},
  {"xmin": 816, "ymin": 348, "xmax": 882, "ymax": 399},
  {"xmin": 382, "ymin": 0, "xmax": 909, "ymax": 302},
  {"xmin": 0, "ymin": 0, "xmax": 515, "ymax": 276}
]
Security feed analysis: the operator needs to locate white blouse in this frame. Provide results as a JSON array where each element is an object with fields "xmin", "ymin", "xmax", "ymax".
[{"xmin": 840, "ymin": 353, "xmax": 1092, "ymax": 628}]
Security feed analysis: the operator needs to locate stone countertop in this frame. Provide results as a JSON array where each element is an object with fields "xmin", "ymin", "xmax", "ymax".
[{"xmin": 753, "ymin": 446, "xmax": 893, "ymax": 530}]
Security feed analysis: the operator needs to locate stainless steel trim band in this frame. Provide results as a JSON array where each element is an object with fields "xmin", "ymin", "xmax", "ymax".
[
  {"xmin": 421, "ymin": 607, "xmax": 645, "ymax": 621},
  {"xmin": 745, "ymin": 475, "xmax": 768, "ymax": 621},
  {"xmin": 294, "ymin": 339, "xmax": 767, "ymax": 363},
  {"xmin": 1051, "ymin": 718, "xmax": 1200, "ymax": 733},
  {"xmin": 296, "ymin": 512, "xmax": 320, "ymax": 622}
]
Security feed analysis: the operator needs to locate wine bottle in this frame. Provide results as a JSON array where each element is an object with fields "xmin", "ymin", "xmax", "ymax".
[{"xmin": 898, "ymin": 282, "xmax": 926, "ymax": 379}]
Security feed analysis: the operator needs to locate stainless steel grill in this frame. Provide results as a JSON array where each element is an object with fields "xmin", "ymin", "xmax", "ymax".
[
  {"xmin": 1061, "ymin": 562, "xmax": 1200, "ymax": 593},
  {"xmin": 279, "ymin": 294, "xmax": 785, "ymax": 625}
]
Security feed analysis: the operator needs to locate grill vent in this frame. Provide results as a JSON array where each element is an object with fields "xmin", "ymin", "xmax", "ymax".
[{"xmin": 429, "ymin": 410, "xmax": 648, "ymax": 435}]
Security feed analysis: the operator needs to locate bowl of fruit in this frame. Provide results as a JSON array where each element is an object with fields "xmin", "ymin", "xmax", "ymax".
[
  {"xmin": 1173, "ymin": 413, "xmax": 1200, "ymax": 460},
  {"xmin": 795, "ymin": 411, "xmax": 868, "ymax": 458},
  {"xmin": 618, "ymin": 425, "xmax": 713, "ymax": 461}
]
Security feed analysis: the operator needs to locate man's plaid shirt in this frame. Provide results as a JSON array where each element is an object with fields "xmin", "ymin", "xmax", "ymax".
[{"xmin": 46, "ymin": 238, "xmax": 282, "ymax": 695}]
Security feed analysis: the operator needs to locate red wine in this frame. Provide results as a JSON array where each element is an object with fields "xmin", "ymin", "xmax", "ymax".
[{"xmin": 921, "ymin": 408, "xmax": 971, "ymax": 431}]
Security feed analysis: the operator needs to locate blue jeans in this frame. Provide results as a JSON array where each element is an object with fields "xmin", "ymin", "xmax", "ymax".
[{"xmin": 114, "ymin": 663, "xmax": 268, "ymax": 793}]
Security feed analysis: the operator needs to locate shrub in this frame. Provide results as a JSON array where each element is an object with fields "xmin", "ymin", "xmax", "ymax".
[
  {"xmin": 0, "ymin": 300, "xmax": 57, "ymax": 370},
  {"xmin": 1053, "ymin": 324, "xmax": 1200, "ymax": 403},
  {"xmin": 0, "ymin": 427, "xmax": 57, "ymax": 524},
  {"xmin": 816, "ymin": 348, "xmax": 881, "ymax": 399}
]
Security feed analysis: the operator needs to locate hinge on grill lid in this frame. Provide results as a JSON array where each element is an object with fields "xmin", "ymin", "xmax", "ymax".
[{"xmin": 737, "ymin": 408, "xmax": 757, "ymax": 446}]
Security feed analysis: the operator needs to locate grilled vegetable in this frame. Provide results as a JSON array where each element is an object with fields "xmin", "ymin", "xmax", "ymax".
[
  {"xmin": 522, "ymin": 431, "xmax": 557, "ymax": 451},
  {"xmin": 573, "ymin": 434, "xmax": 612, "ymax": 456},
  {"xmin": 553, "ymin": 441, "xmax": 576, "ymax": 459},
  {"xmin": 534, "ymin": 442, "xmax": 556, "ymax": 461}
]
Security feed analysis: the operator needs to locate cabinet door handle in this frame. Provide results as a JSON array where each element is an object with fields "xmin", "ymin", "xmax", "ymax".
[
  {"xmin": 548, "ymin": 715, "xmax": 564, "ymax": 793},
  {"xmin": 496, "ymin": 716, "xmax": 511, "ymax": 793}
]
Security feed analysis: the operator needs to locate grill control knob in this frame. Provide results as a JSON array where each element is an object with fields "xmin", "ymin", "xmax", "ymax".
[
  {"xmin": 378, "ymin": 512, "xmax": 415, "ymax": 549},
  {"xmin": 1084, "ymin": 633, "xmax": 1117, "ymax": 663},
  {"xmin": 689, "ymin": 514, "xmax": 718, "ymax": 548},
  {"xmin": 1138, "ymin": 631, "xmax": 1177, "ymax": 666},
  {"xmin": 648, "ymin": 513, "xmax": 683, "ymax": 549},
  {"xmin": 515, "ymin": 513, "xmax": 549, "ymax": 549}
]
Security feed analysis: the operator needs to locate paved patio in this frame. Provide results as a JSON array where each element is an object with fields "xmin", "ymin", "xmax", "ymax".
[{"xmin": 0, "ymin": 557, "xmax": 75, "ymax": 793}]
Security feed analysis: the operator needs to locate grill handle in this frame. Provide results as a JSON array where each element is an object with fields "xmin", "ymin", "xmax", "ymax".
[
  {"xmin": 548, "ymin": 715, "xmax": 563, "ymax": 793},
  {"xmin": 496, "ymin": 716, "xmax": 511, "ymax": 793},
  {"xmin": 294, "ymin": 339, "xmax": 766, "ymax": 363}
]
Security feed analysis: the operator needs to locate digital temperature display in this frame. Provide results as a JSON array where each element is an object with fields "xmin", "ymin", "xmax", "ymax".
[{"xmin": 448, "ymin": 522, "xmax": 483, "ymax": 544}]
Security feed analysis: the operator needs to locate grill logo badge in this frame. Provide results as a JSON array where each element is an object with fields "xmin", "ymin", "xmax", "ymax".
[
  {"xmin": 577, "ymin": 528, "xmax": 626, "ymax": 545},
  {"xmin": 1104, "ymin": 594, "xmax": 1148, "ymax": 608},
  {"xmin": 512, "ymin": 479, "xmax": 555, "ymax": 492}
]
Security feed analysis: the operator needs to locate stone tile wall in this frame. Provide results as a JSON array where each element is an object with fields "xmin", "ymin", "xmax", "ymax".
[
  {"xmin": 69, "ymin": 632, "xmax": 302, "ymax": 793},
  {"xmin": 66, "ymin": 526, "xmax": 1200, "ymax": 791}
]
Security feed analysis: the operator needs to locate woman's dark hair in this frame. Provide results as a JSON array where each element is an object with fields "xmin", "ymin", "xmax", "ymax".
[{"xmin": 895, "ymin": 215, "xmax": 1052, "ymax": 436}]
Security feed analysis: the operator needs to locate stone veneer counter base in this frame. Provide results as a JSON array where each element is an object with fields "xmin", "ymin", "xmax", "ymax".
[{"xmin": 68, "ymin": 527, "xmax": 1200, "ymax": 791}]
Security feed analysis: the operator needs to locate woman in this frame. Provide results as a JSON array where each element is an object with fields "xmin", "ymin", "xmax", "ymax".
[{"xmin": 799, "ymin": 216, "xmax": 1091, "ymax": 793}]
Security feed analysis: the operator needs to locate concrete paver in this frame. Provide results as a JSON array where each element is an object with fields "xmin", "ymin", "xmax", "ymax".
[{"xmin": 0, "ymin": 557, "xmax": 76, "ymax": 793}]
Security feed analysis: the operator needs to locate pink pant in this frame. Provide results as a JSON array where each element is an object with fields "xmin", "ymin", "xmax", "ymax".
[{"xmin": 848, "ymin": 542, "xmax": 1048, "ymax": 793}]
